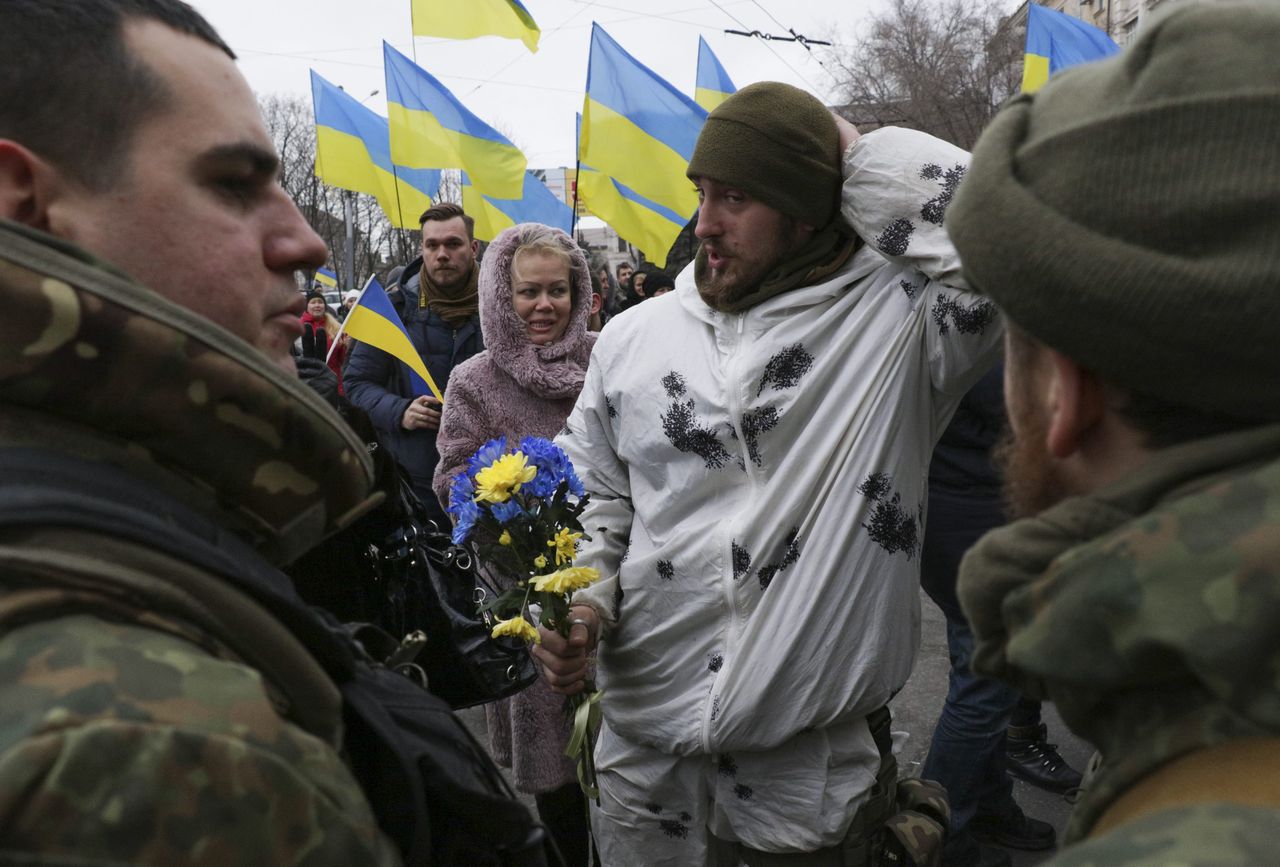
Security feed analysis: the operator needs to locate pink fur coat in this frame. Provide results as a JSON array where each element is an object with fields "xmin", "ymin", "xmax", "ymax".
[{"xmin": 433, "ymin": 223, "xmax": 596, "ymax": 794}]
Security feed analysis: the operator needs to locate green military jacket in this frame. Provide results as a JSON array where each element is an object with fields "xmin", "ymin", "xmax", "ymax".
[
  {"xmin": 0, "ymin": 220, "xmax": 399, "ymax": 865},
  {"xmin": 958, "ymin": 423, "xmax": 1280, "ymax": 864}
]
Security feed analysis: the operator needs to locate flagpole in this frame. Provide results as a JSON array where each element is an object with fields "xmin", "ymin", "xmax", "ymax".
[
  {"xmin": 570, "ymin": 162, "xmax": 581, "ymax": 237},
  {"xmin": 325, "ymin": 275, "xmax": 377, "ymax": 364}
]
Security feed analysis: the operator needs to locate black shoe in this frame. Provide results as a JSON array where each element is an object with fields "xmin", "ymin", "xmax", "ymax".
[
  {"xmin": 1006, "ymin": 723, "xmax": 1084, "ymax": 794},
  {"xmin": 969, "ymin": 807, "xmax": 1056, "ymax": 852}
]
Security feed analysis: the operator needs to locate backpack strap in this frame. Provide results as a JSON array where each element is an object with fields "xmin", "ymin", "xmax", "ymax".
[{"xmin": 1091, "ymin": 737, "xmax": 1280, "ymax": 837}]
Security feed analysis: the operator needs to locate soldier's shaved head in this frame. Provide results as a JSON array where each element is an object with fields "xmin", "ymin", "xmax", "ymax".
[{"xmin": 0, "ymin": 0, "xmax": 233, "ymax": 190}]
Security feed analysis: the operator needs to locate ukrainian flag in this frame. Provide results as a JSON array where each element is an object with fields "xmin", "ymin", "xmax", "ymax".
[
  {"xmin": 694, "ymin": 37, "xmax": 736, "ymax": 112},
  {"xmin": 578, "ymin": 165, "xmax": 690, "ymax": 269},
  {"xmin": 411, "ymin": 0, "xmax": 540, "ymax": 53},
  {"xmin": 339, "ymin": 276, "xmax": 443, "ymax": 401},
  {"xmin": 581, "ymin": 24, "xmax": 706, "ymax": 222},
  {"xmin": 314, "ymin": 267, "xmax": 338, "ymax": 289},
  {"xmin": 1022, "ymin": 4, "xmax": 1119, "ymax": 93},
  {"xmin": 384, "ymin": 42, "xmax": 527, "ymax": 199},
  {"xmin": 461, "ymin": 170, "xmax": 574, "ymax": 242},
  {"xmin": 311, "ymin": 71, "xmax": 440, "ymax": 230}
]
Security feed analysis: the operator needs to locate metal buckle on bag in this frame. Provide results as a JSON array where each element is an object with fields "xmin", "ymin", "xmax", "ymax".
[{"xmin": 386, "ymin": 629, "xmax": 428, "ymax": 669}]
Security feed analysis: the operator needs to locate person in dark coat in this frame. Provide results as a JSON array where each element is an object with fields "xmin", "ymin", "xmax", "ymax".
[{"xmin": 345, "ymin": 203, "xmax": 485, "ymax": 526}]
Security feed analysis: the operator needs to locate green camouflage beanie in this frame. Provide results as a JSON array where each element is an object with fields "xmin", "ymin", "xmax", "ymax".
[
  {"xmin": 947, "ymin": 0, "xmax": 1280, "ymax": 420},
  {"xmin": 687, "ymin": 81, "xmax": 841, "ymax": 228}
]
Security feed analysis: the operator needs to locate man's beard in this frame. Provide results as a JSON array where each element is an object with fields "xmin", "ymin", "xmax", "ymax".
[
  {"xmin": 698, "ymin": 233, "xmax": 794, "ymax": 312},
  {"xmin": 993, "ymin": 404, "xmax": 1071, "ymax": 519}
]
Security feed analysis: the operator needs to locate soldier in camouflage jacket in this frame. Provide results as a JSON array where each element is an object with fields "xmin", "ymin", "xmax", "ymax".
[
  {"xmin": 946, "ymin": 1, "xmax": 1280, "ymax": 863},
  {"xmin": 0, "ymin": 1, "xmax": 400, "ymax": 863}
]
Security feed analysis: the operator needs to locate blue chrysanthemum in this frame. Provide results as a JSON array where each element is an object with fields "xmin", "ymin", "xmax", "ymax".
[
  {"xmin": 447, "ymin": 472, "xmax": 480, "ymax": 544},
  {"xmin": 519, "ymin": 436, "xmax": 584, "ymax": 499},
  {"xmin": 490, "ymin": 499, "xmax": 524, "ymax": 524},
  {"xmin": 467, "ymin": 436, "xmax": 508, "ymax": 479}
]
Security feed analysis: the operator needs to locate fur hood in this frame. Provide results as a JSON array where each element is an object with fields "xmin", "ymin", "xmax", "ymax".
[{"xmin": 478, "ymin": 223, "xmax": 594, "ymax": 399}]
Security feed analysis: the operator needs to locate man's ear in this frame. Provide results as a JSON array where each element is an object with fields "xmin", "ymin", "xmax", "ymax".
[
  {"xmin": 590, "ymin": 291, "xmax": 602, "ymax": 316},
  {"xmin": 1045, "ymin": 348, "xmax": 1107, "ymax": 459},
  {"xmin": 0, "ymin": 140, "xmax": 52, "ymax": 228}
]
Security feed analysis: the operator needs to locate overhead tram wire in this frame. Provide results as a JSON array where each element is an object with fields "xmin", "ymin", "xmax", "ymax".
[{"xmin": 704, "ymin": 0, "xmax": 833, "ymax": 92}]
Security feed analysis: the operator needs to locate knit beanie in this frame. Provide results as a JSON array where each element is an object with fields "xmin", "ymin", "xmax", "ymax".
[
  {"xmin": 947, "ymin": 0, "xmax": 1280, "ymax": 421},
  {"xmin": 687, "ymin": 82, "xmax": 841, "ymax": 228},
  {"xmin": 305, "ymin": 290, "xmax": 326, "ymax": 304}
]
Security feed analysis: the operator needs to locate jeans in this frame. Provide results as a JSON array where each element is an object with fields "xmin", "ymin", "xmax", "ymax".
[{"xmin": 919, "ymin": 487, "xmax": 1022, "ymax": 865}]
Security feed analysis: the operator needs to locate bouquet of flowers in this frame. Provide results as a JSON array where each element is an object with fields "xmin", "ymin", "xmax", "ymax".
[{"xmin": 447, "ymin": 435, "xmax": 602, "ymax": 798}]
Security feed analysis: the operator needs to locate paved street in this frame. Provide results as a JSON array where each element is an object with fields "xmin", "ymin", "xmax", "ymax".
[{"xmin": 460, "ymin": 589, "xmax": 1092, "ymax": 865}]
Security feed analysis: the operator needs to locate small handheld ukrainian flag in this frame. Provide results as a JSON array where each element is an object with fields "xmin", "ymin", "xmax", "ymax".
[
  {"xmin": 384, "ymin": 42, "xmax": 527, "ymax": 199},
  {"xmin": 311, "ymin": 71, "xmax": 440, "ymax": 229},
  {"xmin": 337, "ymin": 275, "xmax": 444, "ymax": 401},
  {"xmin": 1022, "ymin": 4, "xmax": 1119, "ymax": 93},
  {"xmin": 694, "ymin": 37, "xmax": 736, "ymax": 112},
  {"xmin": 314, "ymin": 267, "xmax": 338, "ymax": 289},
  {"xmin": 411, "ymin": 0, "xmax": 540, "ymax": 53}
]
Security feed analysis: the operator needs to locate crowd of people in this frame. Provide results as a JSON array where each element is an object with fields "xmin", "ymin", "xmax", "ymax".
[{"xmin": 0, "ymin": 0, "xmax": 1277, "ymax": 866}]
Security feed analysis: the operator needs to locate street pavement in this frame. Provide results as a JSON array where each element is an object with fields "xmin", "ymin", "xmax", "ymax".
[{"xmin": 460, "ymin": 589, "xmax": 1092, "ymax": 866}]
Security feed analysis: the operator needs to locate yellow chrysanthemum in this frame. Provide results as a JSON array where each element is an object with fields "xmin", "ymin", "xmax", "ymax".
[
  {"xmin": 491, "ymin": 615, "xmax": 540, "ymax": 644},
  {"xmin": 499, "ymin": 530, "xmax": 512, "ymax": 546},
  {"xmin": 547, "ymin": 528, "xmax": 583, "ymax": 565},
  {"xmin": 532, "ymin": 566, "xmax": 600, "ymax": 595},
  {"xmin": 474, "ymin": 453, "xmax": 536, "ymax": 504},
  {"xmin": 534, "ymin": 554, "xmax": 548, "ymax": 569}
]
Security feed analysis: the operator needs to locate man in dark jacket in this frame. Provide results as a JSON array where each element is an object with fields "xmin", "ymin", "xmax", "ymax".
[{"xmin": 345, "ymin": 202, "xmax": 485, "ymax": 525}]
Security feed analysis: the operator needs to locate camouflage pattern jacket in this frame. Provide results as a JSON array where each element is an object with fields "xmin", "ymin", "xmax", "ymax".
[
  {"xmin": 958, "ymin": 423, "xmax": 1280, "ymax": 864},
  {"xmin": 0, "ymin": 220, "xmax": 401, "ymax": 865}
]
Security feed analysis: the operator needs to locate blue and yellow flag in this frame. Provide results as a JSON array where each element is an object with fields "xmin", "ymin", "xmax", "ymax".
[
  {"xmin": 462, "ymin": 170, "xmax": 574, "ymax": 242},
  {"xmin": 1022, "ymin": 4, "xmax": 1119, "ymax": 93},
  {"xmin": 314, "ymin": 267, "xmax": 338, "ymax": 289},
  {"xmin": 384, "ymin": 42, "xmax": 527, "ymax": 199},
  {"xmin": 340, "ymin": 276, "xmax": 443, "ymax": 401},
  {"xmin": 575, "ymin": 112, "xmax": 688, "ymax": 268},
  {"xmin": 411, "ymin": 0, "xmax": 540, "ymax": 53},
  {"xmin": 581, "ymin": 24, "xmax": 706, "ymax": 222},
  {"xmin": 694, "ymin": 37, "xmax": 736, "ymax": 112},
  {"xmin": 577, "ymin": 166, "xmax": 690, "ymax": 269},
  {"xmin": 311, "ymin": 71, "xmax": 440, "ymax": 229}
]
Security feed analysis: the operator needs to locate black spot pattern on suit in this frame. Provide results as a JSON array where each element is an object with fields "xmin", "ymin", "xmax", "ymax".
[
  {"xmin": 931, "ymin": 294, "xmax": 997, "ymax": 336},
  {"xmin": 732, "ymin": 542, "xmax": 752, "ymax": 582},
  {"xmin": 740, "ymin": 406, "xmax": 779, "ymax": 467},
  {"xmin": 718, "ymin": 754, "xmax": 739, "ymax": 778},
  {"xmin": 657, "ymin": 560, "xmax": 674, "ymax": 581},
  {"xmin": 711, "ymin": 695, "xmax": 721, "ymax": 721},
  {"xmin": 613, "ymin": 582, "xmax": 625, "ymax": 621},
  {"xmin": 662, "ymin": 371, "xmax": 687, "ymax": 398},
  {"xmin": 605, "ymin": 394, "xmax": 618, "ymax": 419},
  {"xmin": 660, "ymin": 819, "xmax": 689, "ymax": 840},
  {"xmin": 899, "ymin": 279, "xmax": 918, "ymax": 300},
  {"xmin": 920, "ymin": 163, "xmax": 966, "ymax": 226},
  {"xmin": 734, "ymin": 784, "xmax": 754, "ymax": 802},
  {"xmin": 646, "ymin": 802, "xmax": 663, "ymax": 814},
  {"xmin": 560, "ymin": 421, "xmax": 573, "ymax": 437},
  {"xmin": 708, "ymin": 653, "xmax": 724, "ymax": 673},
  {"xmin": 660, "ymin": 370, "xmax": 732, "ymax": 470},
  {"xmin": 757, "ymin": 344, "xmax": 814, "ymax": 396},
  {"xmin": 757, "ymin": 527, "xmax": 802, "ymax": 590},
  {"xmin": 858, "ymin": 472, "xmax": 919, "ymax": 558},
  {"xmin": 876, "ymin": 218, "xmax": 914, "ymax": 256}
]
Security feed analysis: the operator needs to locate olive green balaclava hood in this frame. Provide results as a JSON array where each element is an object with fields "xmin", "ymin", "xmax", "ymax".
[
  {"xmin": 686, "ymin": 81, "xmax": 841, "ymax": 228},
  {"xmin": 947, "ymin": 0, "xmax": 1280, "ymax": 421}
]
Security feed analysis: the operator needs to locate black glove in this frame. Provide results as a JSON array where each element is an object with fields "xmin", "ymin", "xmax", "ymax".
[{"xmin": 297, "ymin": 324, "xmax": 341, "ymax": 408}]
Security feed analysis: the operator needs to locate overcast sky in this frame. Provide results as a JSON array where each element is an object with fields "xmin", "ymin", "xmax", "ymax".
[{"xmin": 190, "ymin": 0, "xmax": 890, "ymax": 168}]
